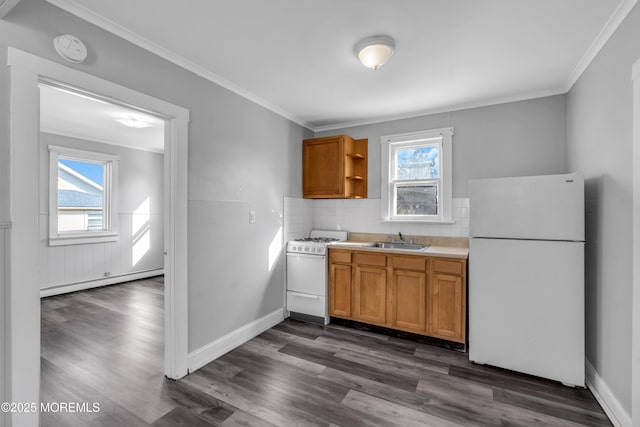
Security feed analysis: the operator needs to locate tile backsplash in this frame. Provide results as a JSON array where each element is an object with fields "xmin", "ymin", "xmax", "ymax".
[{"xmin": 284, "ymin": 197, "xmax": 469, "ymax": 242}]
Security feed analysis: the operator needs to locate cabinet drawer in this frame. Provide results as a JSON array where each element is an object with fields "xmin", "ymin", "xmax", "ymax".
[
  {"xmin": 432, "ymin": 258, "xmax": 464, "ymax": 276},
  {"xmin": 391, "ymin": 256, "xmax": 426, "ymax": 271},
  {"xmin": 355, "ymin": 252, "xmax": 387, "ymax": 267},
  {"xmin": 330, "ymin": 250, "xmax": 352, "ymax": 264}
]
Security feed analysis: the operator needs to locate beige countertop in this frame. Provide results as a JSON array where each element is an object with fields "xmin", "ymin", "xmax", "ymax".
[{"xmin": 329, "ymin": 241, "xmax": 469, "ymax": 259}]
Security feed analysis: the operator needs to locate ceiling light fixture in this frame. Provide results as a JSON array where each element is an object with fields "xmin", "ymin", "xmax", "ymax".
[
  {"xmin": 116, "ymin": 116, "xmax": 153, "ymax": 129},
  {"xmin": 354, "ymin": 35, "xmax": 395, "ymax": 70}
]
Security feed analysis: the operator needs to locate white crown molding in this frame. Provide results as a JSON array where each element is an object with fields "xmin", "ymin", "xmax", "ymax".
[
  {"xmin": 46, "ymin": 0, "xmax": 637, "ymax": 134},
  {"xmin": 563, "ymin": 0, "xmax": 638, "ymax": 92},
  {"xmin": 45, "ymin": 0, "xmax": 314, "ymax": 131},
  {"xmin": 313, "ymin": 87, "xmax": 564, "ymax": 133},
  {"xmin": 0, "ymin": 0, "xmax": 21, "ymax": 19}
]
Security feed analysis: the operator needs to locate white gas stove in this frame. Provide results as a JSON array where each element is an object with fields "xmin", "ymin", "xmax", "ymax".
[{"xmin": 286, "ymin": 230, "xmax": 348, "ymax": 324}]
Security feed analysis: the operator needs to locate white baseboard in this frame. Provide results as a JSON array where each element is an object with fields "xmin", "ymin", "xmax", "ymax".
[
  {"xmin": 585, "ymin": 359, "xmax": 631, "ymax": 427},
  {"xmin": 40, "ymin": 269, "xmax": 164, "ymax": 298},
  {"xmin": 188, "ymin": 308, "xmax": 285, "ymax": 373}
]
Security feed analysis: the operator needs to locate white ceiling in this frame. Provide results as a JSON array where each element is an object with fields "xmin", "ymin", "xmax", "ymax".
[
  {"xmin": 46, "ymin": 0, "xmax": 634, "ymax": 131},
  {"xmin": 40, "ymin": 84, "xmax": 165, "ymax": 152}
]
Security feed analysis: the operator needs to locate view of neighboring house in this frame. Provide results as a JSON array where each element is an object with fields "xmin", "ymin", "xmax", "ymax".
[{"xmin": 57, "ymin": 161, "xmax": 104, "ymax": 232}]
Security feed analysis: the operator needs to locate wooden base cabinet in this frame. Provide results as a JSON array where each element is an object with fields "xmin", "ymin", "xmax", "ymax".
[
  {"xmin": 329, "ymin": 263, "xmax": 352, "ymax": 317},
  {"xmin": 329, "ymin": 250, "xmax": 352, "ymax": 318},
  {"xmin": 353, "ymin": 266, "xmax": 387, "ymax": 324},
  {"xmin": 429, "ymin": 257, "xmax": 466, "ymax": 342},
  {"xmin": 328, "ymin": 248, "xmax": 467, "ymax": 344},
  {"xmin": 429, "ymin": 273, "xmax": 465, "ymax": 342},
  {"xmin": 391, "ymin": 269, "xmax": 427, "ymax": 332}
]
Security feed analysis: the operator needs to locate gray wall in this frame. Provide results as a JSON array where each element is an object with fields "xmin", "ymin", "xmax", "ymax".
[
  {"xmin": 566, "ymin": 3, "xmax": 640, "ymax": 415},
  {"xmin": 316, "ymin": 94, "xmax": 567, "ymax": 198},
  {"xmin": 0, "ymin": 0, "xmax": 310, "ymax": 362},
  {"xmin": 38, "ymin": 133, "xmax": 164, "ymax": 290}
]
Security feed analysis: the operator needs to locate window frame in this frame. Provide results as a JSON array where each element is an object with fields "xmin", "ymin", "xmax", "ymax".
[
  {"xmin": 380, "ymin": 127, "xmax": 454, "ymax": 223},
  {"xmin": 49, "ymin": 145, "xmax": 119, "ymax": 246}
]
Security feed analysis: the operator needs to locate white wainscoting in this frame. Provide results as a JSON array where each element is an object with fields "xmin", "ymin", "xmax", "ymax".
[
  {"xmin": 188, "ymin": 309, "xmax": 284, "ymax": 373},
  {"xmin": 39, "ymin": 211, "xmax": 164, "ymax": 293},
  {"xmin": 585, "ymin": 359, "xmax": 631, "ymax": 427}
]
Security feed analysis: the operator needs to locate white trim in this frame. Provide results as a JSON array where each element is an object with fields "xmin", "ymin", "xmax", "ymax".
[
  {"xmin": 380, "ymin": 128, "xmax": 454, "ymax": 223},
  {"xmin": 585, "ymin": 359, "xmax": 631, "ymax": 427},
  {"xmin": 41, "ymin": 128, "xmax": 165, "ymax": 154},
  {"xmin": 44, "ymin": 0, "xmax": 314, "ymax": 131},
  {"xmin": 632, "ymin": 55, "xmax": 640, "ymax": 427},
  {"xmin": 563, "ymin": 0, "xmax": 639, "ymax": 92},
  {"xmin": 40, "ymin": 269, "xmax": 163, "ymax": 298},
  {"xmin": 313, "ymin": 87, "xmax": 564, "ymax": 133},
  {"xmin": 48, "ymin": 233, "xmax": 119, "ymax": 246},
  {"xmin": 0, "ymin": 0, "xmax": 21, "ymax": 19},
  {"xmin": 48, "ymin": 144, "xmax": 120, "ymax": 245},
  {"xmin": 45, "ymin": 0, "xmax": 637, "ymax": 134},
  {"xmin": 6, "ymin": 47, "xmax": 190, "ymax": 426},
  {"xmin": 188, "ymin": 309, "xmax": 284, "ymax": 373}
]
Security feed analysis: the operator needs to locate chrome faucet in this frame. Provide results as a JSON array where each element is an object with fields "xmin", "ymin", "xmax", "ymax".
[{"xmin": 393, "ymin": 232, "xmax": 413, "ymax": 244}]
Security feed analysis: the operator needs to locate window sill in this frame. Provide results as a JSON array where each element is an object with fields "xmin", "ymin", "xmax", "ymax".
[
  {"xmin": 49, "ymin": 232, "xmax": 119, "ymax": 246},
  {"xmin": 381, "ymin": 218, "xmax": 456, "ymax": 225}
]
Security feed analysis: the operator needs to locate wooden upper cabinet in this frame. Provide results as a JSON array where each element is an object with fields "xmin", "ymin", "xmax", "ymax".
[{"xmin": 303, "ymin": 135, "xmax": 368, "ymax": 199}]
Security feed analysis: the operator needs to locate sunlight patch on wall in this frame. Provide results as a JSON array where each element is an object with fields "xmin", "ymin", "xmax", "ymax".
[
  {"xmin": 132, "ymin": 197, "xmax": 150, "ymax": 236},
  {"xmin": 268, "ymin": 227, "xmax": 283, "ymax": 272},
  {"xmin": 132, "ymin": 197, "xmax": 151, "ymax": 267}
]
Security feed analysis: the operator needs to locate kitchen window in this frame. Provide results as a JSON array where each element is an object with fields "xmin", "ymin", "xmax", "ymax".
[
  {"xmin": 380, "ymin": 128, "xmax": 453, "ymax": 222},
  {"xmin": 49, "ymin": 145, "xmax": 119, "ymax": 246}
]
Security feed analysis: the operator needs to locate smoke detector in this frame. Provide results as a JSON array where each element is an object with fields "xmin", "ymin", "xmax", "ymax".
[{"xmin": 53, "ymin": 34, "xmax": 88, "ymax": 64}]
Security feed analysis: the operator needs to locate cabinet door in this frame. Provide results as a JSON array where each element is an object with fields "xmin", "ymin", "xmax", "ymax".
[
  {"xmin": 329, "ymin": 263, "xmax": 352, "ymax": 318},
  {"xmin": 353, "ymin": 266, "xmax": 386, "ymax": 324},
  {"xmin": 303, "ymin": 137, "xmax": 344, "ymax": 197},
  {"xmin": 391, "ymin": 269, "xmax": 426, "ymax": 332},
  {"xmin": 430, "ymin": 273, "xmax": 465, "ymax": 342}
]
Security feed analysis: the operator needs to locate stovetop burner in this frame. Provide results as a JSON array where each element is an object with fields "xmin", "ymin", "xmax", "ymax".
[{"xmin": 293, "ymin": 237, "xmax": 341, "ymax": 243}]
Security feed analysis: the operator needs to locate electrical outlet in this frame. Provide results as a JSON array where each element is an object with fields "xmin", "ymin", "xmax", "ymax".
[
  {"xmin": 249, "ymin": 210, "xmax": 256, "ymax": 224},
  {"xmin": 104, "ymin": 272, "xmax": 111, "ymax": 277}
]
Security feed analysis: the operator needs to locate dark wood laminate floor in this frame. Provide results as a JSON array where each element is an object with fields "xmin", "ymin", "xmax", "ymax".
[{"xmin": 41, "ymin": 279, "xmax": 612, "ymax": 426}]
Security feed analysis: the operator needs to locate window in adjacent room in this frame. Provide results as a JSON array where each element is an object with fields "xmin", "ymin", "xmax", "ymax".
[
  {"xmin": 49, "ymin": 145, "xmax": 119, "ymax": 245},
  {"xmin": 381, "ymin": 128, "xmax": 453, "ymax": 222}
]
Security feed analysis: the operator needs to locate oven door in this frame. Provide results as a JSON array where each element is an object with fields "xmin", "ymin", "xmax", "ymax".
[{"xmin": 286, "ymin": 252, "xmax": 327, "ymax": 296}]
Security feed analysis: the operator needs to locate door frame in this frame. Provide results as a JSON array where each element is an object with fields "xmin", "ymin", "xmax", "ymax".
[
  {"xmin": 5, "ymin": 48, "xmax": 189, "ymax": 426},
  {"xmin": 632, "ymin": 56, "xmax": 640, "ymax": 427}
]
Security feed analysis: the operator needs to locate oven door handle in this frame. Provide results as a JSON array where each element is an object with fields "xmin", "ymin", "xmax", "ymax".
[
  {"xmin": 286, "ymin": 253, "xmax": 326, "ymax": 259},
  {"xmin": 289, "ymin": 292, "xmax": 320, "ymax": 300}
]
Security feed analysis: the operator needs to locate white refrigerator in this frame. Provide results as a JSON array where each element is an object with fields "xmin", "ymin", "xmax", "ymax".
[{"xmin": 468, "ymin": 173, "xmax": 585, "ymax": 387}]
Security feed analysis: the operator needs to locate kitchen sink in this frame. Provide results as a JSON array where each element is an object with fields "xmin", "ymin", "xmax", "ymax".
[{"xmin": 373, "ymin": 242, "xmax": 429, "ymax": 251}]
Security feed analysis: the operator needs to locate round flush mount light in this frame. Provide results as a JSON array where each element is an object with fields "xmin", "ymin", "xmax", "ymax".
[
  {"xmin": 354, "ymin": 35, "xmax": 395, "ymax": 70},
  {"xmin": 53, "ymin": 34, "xmax": 87, "ymax": 64}
]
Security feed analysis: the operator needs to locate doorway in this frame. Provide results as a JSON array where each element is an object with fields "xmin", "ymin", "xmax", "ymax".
[{"xmin": 6, "ymin": 48, "xmax": 189, "ymax": 425}]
